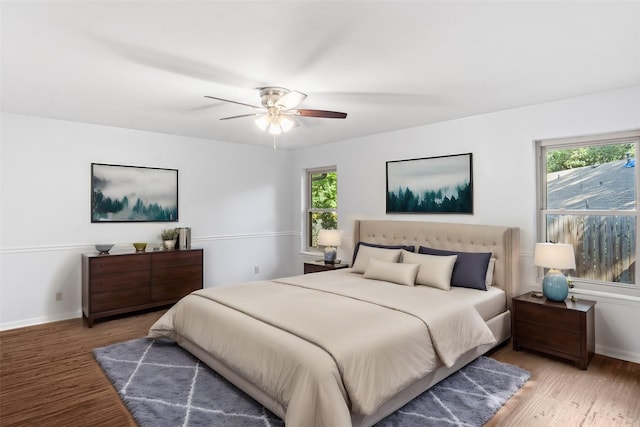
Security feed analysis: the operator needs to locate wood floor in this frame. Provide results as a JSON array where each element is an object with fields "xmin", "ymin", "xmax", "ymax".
[{"xmin": 1, "ymin": 310, "xmax": 639, "ymax": 426}]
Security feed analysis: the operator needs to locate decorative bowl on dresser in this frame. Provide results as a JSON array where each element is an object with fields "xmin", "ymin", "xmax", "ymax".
[
  {"xmin": 82, "ymin": 248, "xmax": 203, "ymax": 327},
  {"xmin": 512, "ymin": 292, "xmax": 596, "ymax": 369}
]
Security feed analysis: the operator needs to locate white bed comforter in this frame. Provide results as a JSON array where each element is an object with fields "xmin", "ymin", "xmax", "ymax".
[{"xmin": 148, "ymin": 270, "xmax": 496, "ymax": 427}]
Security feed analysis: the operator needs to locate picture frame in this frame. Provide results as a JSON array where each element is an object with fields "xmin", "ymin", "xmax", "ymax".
[
  {"xmin": 91, "ymin": 163, "xmax": 178, "ymax": 222},
  {"xmin": 386, "ymin": 152, "xmax": 473, "ymax": 214}
]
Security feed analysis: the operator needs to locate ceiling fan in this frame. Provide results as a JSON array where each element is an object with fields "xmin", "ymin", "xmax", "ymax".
[{"xmin": 205, "ymin": 87, "xmax": 348, "ymax": 136}]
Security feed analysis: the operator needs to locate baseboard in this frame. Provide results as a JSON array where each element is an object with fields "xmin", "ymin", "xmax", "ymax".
[
  {"xmin": 0, "ymin": 310, "xmax": 81, "ymax": 331},
  {"xmin": 596, "ymin": 345, "xmax": 640, "ymax": 364}
]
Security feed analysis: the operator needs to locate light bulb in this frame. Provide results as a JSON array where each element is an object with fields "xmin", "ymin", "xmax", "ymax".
[
  {"xmin": 255, "ymin": 116, "xmax": 269, "ymax": 131},
  {"xmin": 268, "ymin": 123, "xmax": 282, "ymax": 135},
  {"xmin": 279, "ymin": 115, "xmax": 294, "ymax": 133}
]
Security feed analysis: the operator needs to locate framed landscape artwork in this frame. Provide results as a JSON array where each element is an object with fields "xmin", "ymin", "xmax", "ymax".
[
  {"xmin": 386, "ymin": 153, "xmax": 473, "ymax": 214},
  {"xmin": 91, "ymin": 163, "xmax": 178, "ymax": 222}
]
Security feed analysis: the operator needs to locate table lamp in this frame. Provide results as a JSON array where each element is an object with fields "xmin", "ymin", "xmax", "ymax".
[
  {"xmin": 533, "ymin": 242, "xmax": 576, "ymax": 301},
  {"xmin": 318, "ymin": 229, "xmax": 342, "ymax": 264}
]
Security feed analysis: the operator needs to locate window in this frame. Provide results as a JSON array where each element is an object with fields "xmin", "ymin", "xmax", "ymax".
[
  {"xmin": 536, "ymin": 130, "xmax": 640, "ymax": 295},
  {"xmin": 307, "ymin": 167, "xmax": 338, "ymax": 250}
]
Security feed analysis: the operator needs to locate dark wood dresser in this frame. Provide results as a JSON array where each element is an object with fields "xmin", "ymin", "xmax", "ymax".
[
  {"xmin": 82, "ymin": 249, "xmax": 203, "ymax": 327},
  {"xmin": 512, "ymin": 292, "xmax": 596, "ymax": 369}
]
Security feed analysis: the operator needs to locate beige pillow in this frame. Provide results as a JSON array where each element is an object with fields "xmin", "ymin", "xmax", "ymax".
[
  {"xmin": 401, "ymin": 250, "xmax": 457, "ymax": 290},
  {"xmin": 364, "ymin": 258, "xmax": 419, "ymax": 286},
  {"xmin": 351, "ymin": 245, "xmax": 402, "ymax": 273},
  {"xmin": 486, "ymin": 258, "xmax": 496, "ymax": 287}
]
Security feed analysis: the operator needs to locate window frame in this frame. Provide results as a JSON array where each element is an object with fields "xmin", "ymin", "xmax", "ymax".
[
  {"xmin": 306, "ymin": 166, "xmax": 338, "ymax": 252},
  {"xmin": 536, "ymin": 129, "xmax": 640, "ymax": 297}
]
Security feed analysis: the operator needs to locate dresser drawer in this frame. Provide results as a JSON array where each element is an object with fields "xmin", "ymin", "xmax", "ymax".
[
  {"xmin": 152, "ymin": 250, "xmax": 202, "ymax": 269},
  {"xmin": 515, "ymin": 300, "xmax": 581, "ymax": 331},
  {"xmin": 90, "ymin": 254, "xmax": 150, "ymax": 275},
  {"xmin": 91, "ymin": 287, "xmax": 150, "ymax": 312},
  {"xmin": 516, "ymin": 320, "xmax": 582, "ymax": 358},
  {"xmin": 151, "ymin": 281, "xmax": 201, "ymax": 302},
  {"xmin": 152, "ymin": 266, "xmax": 202, "ymax": 284},
  {"xmin": 91, "ymin": 270, "xmax": 150, "ymax": 292}
]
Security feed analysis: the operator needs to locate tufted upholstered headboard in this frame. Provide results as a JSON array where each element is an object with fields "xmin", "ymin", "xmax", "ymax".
[{"xmin": 353, "ymin": 220, "xmax": 520, "ymax": 309}]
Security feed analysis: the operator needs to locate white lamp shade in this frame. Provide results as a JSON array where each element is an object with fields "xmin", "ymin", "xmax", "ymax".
[
  {"xmin": 318, "ymin": 229, "xmax": 342, "ymax": 247},
  {"xmin": 534, "ymin": 243, "xmax": 576, "ymax": 270}
]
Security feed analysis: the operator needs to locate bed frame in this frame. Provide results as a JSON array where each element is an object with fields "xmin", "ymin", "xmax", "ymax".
[{"xmin": 180, "ymin": 219, "xmax": 520, "ymax": 427}]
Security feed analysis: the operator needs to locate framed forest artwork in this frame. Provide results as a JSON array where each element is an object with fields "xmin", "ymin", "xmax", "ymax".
[
  {"xmin": 386, "ymin": 153, "xmax": 473, "ymax": 214},
  {"xmin": 91, "ymin": 163, "xmax": 178, "ymax": 222}
]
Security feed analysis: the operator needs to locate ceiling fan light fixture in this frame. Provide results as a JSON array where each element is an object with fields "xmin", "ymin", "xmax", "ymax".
[
  {"xmin": 255, "ymin": 115, "xmax": 269, "ymax": 132},
  {"xmin": 255, "ymin": 113, "xmax": 294, "ymax": 135},
  {"xmin": 278, "ymin": 115, "xmax": 294, "ymax": 133},
  {"xmin": 268, "ymin": 122, "xmax": 282, "ymax": 135}
]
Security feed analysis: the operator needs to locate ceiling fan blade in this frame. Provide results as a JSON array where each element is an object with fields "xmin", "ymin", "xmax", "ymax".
[
  {"xmin": 295, "ymin": 109, "xmax": 348, "ymax": 119},
  {"xmin": 275, "ymin": 90, "xmax": 307, "ymax": 110},
  {"xmin": 219, "ymin": 113, "xmax": 263, "ymax": 120},
  {"xmin": 204, "ymin": 95, "xmax": 262, "ymax": 110}
]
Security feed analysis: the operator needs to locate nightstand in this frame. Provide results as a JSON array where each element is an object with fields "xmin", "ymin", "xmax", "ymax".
[
  {"xmin": 303, "ymin": 260, "xmax": 349, "ymax": 274},
  {"xmin": 512, "ymin": 292, "xmax": 596, "ymax": 369}
]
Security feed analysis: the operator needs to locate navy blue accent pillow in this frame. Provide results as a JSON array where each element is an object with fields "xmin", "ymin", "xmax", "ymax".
[
  {"xmin": 418, "ymin": 246, "xmax": 491, "ymax": 291},
  {"xmin": 352, "ymin": 242, "xmax": 415, "ymax": 265}
]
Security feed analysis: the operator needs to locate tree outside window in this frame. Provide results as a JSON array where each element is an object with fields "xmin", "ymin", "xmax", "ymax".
[{"xmin": 308, "ymin": 169, "xmax": 337, "ymax": 249}]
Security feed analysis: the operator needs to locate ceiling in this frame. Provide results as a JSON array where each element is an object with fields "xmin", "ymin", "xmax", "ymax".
[{"xmin": 2, "ymin": 1, "xmax": 640, "ymax": 150}]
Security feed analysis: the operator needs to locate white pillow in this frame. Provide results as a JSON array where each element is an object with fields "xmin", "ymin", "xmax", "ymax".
[
  {"xmin": 485, "ymin": 258, "xmax": 496, "ymax": 288},
  {"xmin": 351, "ymin": 245, "xmax": 402, "ymax": 273},
  {"xmin": 364, "ymin": 258, "xmax": 419, "ymax": 286},
  {"xmin": 401, "ymin": 250, "xmax": 457, "ymax": 290}
]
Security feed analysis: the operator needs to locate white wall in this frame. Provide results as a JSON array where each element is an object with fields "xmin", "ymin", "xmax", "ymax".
[
  {"xmin": 292, "ymin": 85, "xmax": 640, "ymax": 363},
  {"xmin": 0, "ymin": 113, "xmax": 297, "ymax": 329},
  {"xmin": 3, "ymin": 86, "xmax": 640, "ymax": 363}
]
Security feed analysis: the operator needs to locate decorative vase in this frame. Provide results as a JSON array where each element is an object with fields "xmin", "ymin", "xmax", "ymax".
[
  {"xmin": 163, "ymin": 240, "xmax": 176, "ymax": 250},
  {"xmin": 323, "ymin": 246, "xmax": 337, "ymax": 264},
  {"xmin": 542, "ymin": 268, "xmax": 569, "ymax": 301}
]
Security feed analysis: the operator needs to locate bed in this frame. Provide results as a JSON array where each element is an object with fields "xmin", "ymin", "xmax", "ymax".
[{"xmin": 148, "ymin": 219, "xmax": 520, "ymax": 427}]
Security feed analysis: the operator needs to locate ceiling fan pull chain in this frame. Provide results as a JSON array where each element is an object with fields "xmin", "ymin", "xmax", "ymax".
[{"xmin": 273, "ymin": 135, "xmax": 277, "ymax": 150}]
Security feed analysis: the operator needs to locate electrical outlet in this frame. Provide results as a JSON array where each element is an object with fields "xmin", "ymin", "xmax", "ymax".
[
  {"xmin": 55, "ymin": 292, "xmax": 62, "ymax": 301},
  {"xmin": 254, "ymin": 266, "xmax": 260, "ymax": 274}
]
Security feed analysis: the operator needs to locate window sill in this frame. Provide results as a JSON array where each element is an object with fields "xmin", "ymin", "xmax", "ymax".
[
  {"xmin": 570, "ymin": 288, "xmax": 640, "ymax": 304},
  {"xmin": 300, "ymin": 250, "xmax": 323, "ymax": 257}
]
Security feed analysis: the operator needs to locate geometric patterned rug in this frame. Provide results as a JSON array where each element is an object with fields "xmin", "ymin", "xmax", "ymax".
[{"xmin": 94, "ymin": 337, "xmax": 530, "ymax": 427}]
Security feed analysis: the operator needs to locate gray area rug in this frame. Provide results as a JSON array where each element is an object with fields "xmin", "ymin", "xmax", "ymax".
[{"xmin": 94, "ymin": 338, "xmax": 530, "ymax": 427}]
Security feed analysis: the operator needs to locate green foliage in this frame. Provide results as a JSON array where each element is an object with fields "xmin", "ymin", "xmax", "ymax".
[
  {"xmin": 160, "ymin": 228, "xmax": 179, "ymax": 240},
  {"xmin": 311, "ymin": 172, "xmax": 337, "ymax": 210},
  {"xmin": 387, "ymin": 183, "xmax": 473, "ymax": 213},
  {"xmin": 92, "ymin": 190, "xmax": 177, "ymax": 221},
  {"xmin": 547, "ymin": 144, "xmax": 634, "ymax": 173},
  {"xmin": 309, "ymin": 172, "xmax": 338, "ymax": 246}
]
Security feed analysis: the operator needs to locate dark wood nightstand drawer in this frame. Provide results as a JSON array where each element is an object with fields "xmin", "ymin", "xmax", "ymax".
[
  {"xmin": 516, "ymin": 301, "xmax": 581, "ymax": 331},
  {"xmin": 515, "ymin": 321, "xmax": 582, "ymax": 358}
]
